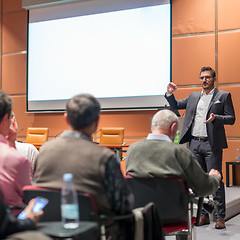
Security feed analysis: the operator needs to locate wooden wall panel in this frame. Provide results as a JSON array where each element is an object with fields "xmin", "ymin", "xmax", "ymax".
[
  {"xmin": 2, "ymin": 0, "xmax": 23, "ymax": 13},
  {"xmin": 31, "ymin": 113, "xmax": 68, "ymax": 138},
  {"xmin": 218, "ymin": 32, "xmax": 240, "ymax": 84},
  {"xmin": 2, "ymin": 10, "xmax": 27, "ymax": 54},
  {"xmin": 173, "ymin": 87, "xmax": 202, "ymax": 100},
  {"xmin": 172, "ymin": 0, "xmax": 215, "ymax": 35},
  {"xmin": 11, "ymin": 95, "xmax": 35, "ymax": 138},
  {"xmin": 218, "ymin": 0, "xmax": 240, "ymax": 31},
  {"xmin": 31, "ymin": 110, "xmax": 155, "ymax": 142},
  {"xmin": 222, "ymin": 140, "xmax": 240, "ymax": 185},
  {"xmin": 218, "ymin": 86, "xmax": 240, "ymax": 139},
  {"xmin": 99, "ymin": 110, "xmax": 156, "ymax": 137},
  {"xmin": 172, "ymin": 35, "xmax": 215, "ymax": 86},
  {"xmin": 2, "ymin": 54, "xmax": 26, "ymax": 94}
]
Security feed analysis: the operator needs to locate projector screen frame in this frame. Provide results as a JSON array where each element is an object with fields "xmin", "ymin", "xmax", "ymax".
[{"xmin": 26, "ymin": 0, "xmax": 172, "ymax": 113}]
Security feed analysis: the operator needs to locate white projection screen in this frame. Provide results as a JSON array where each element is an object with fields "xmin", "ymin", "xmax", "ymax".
[{"xmin": 27, "ymin": 0, "xmax": 171, "ymax": 112}]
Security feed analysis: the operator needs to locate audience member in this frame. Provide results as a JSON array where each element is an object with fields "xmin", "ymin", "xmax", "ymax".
[
  {"xmin": 0, "ymin": 189, "xmax": 51, "ymax": 240},
  {"xmin": 34, "ymin": 93, "xmax": 134, "ymax": 240},
  {"xmin": 6, "ymin": 112, "xmax": 39, "ymax": 175},
  {"xmin": 0, "ymin": 91, "xmax": 31, "ymax": 214},
  {"xmin": 126, "ymin": 110, "xmax": 221, "ymax": 197}
]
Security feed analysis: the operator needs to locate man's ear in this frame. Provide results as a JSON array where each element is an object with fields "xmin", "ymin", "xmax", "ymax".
[
  {"xmin": 170, "ymin": 122, "xmax": 178, "ymax": 136},
  {"xmin": 64, "ymin": 112, "xmax": 69, "ymax": 125}
]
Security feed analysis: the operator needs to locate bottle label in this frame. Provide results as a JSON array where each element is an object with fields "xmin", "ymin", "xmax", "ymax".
[{"xmin": 61, "ymin": 204, "xmax": 79, "ymax": 219}]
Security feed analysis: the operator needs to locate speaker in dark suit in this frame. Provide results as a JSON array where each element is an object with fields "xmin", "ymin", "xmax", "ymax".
[{"xmin": 165, "ymin": 66, "xmax": 235, "ymax": 229}]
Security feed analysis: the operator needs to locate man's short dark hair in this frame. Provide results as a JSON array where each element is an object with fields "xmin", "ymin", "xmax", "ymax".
[
  {"xmin": 200, "ymin": 66, "xmax": 216, "ymax": 78},
  {"xmin": 0, "ymin": 90, "xmax": 12, "ymax": 122},
  {"xmin": 66, "ymin": 93, "xmax": 100, "ymax": 130}
]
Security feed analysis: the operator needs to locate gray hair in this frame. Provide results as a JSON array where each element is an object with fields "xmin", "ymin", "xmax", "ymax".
[{"xmin": 151, "ymin": 110, "xmax": 178, "ymax": 131}]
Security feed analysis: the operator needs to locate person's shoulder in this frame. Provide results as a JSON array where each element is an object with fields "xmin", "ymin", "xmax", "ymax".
[
  {"xmin": 173, "ymin": 143, "xmax": 193, "ymax": 155},
  {"xmin": 128, "ymin": 140, "xmax": 147, "ymax": 149},
  {"xmin": 39, "ymin": 137, "xmax": 64, "ymax": 152},
  {"xmin": 6, "ymin": 145, "xmax": 29, "ymax": 163},
  {"xmin": 217, "ymin": 89, "xmax": 230, "ymax": 95},
  {"xmin": 190, "ymin": 91, "xmax": 201, "ymax": 97},
  {"xmin": 16, "ymin": 141, "xmax": 37, "ymax": 151},
  {"xmin": 90, "ymin": 141, "xmax": 115, "ymax": 155}
]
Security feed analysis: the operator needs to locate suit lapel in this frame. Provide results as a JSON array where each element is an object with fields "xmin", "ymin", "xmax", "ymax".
[
  {"xmin": 208, "ymin": 88, "xmax": 219, "ymax": 111},
  {"xmin": 192, "ymin": 92, "xmax": 201, "ymax": 112}
]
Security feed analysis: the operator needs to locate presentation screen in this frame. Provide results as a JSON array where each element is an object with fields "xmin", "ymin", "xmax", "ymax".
[{"xmin": 27, "ymin": 0, "xmax": 171, "ymax": 111}]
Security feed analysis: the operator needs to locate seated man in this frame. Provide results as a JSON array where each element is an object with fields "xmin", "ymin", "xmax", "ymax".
[
  {"xmin": 34, "ymin": 93, "xmax": 134, "ymax": 240},
  {"xmin": 0, "ymin": 91, "xmax": 31, "ymax": 214},
  {"xmin": 0, "ymin": 189, "xmax": 51, "ymax": 240},
  {"xmin": 6, "ymin": 112, "xmax": 39, "ymax": 175},
  {"xmin": 126, "ymin": 109, "xmax": 221, "ymax": 197}
]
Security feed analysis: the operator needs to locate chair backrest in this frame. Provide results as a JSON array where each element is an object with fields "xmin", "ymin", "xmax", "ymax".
[
  {"xmin": 26, "ymin": 128, "xmax": 49, "ymax": 145},
  {"xmin": 99, "ymin": 128, "xmax": 124, "ymax": 146},
  {"xmin": 125, "ymin": 177, "xmax": 190, "ymax": 224},
  {"xmin": 22, "ymin": 186, "xmax": 97, "ymax": 222}
]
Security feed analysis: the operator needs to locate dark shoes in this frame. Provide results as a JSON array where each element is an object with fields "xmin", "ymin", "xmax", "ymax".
[
  {"xmin": 215, "ymin": 217, "xmax": 226, "ymax": 229},
  {"xmin": 198, "ymin": 215, "xmax": 210, "ymax": 226}
]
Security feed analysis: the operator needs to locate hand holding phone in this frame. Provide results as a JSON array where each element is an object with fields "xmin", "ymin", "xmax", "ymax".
[{"xmin": 18, "ymin": 197, "xmax": 48, "ymax": 220}]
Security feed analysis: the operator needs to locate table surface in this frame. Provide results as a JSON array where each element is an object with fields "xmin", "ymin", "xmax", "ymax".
[{"xmin": 38, "ymin": 221, "xmax": 98, "ymax": 238}]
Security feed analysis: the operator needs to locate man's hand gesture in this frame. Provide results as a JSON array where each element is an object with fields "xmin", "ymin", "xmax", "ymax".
[{"xmin": 167, "ymin": 82, "xmax": 177, "ymax": 95}]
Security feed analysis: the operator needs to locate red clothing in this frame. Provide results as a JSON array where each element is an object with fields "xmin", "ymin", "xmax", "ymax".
[{"xmin": 0, "ymin": 134, "xmax": 31, "ymax": 211}]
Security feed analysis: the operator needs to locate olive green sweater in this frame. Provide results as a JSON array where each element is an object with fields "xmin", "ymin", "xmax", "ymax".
[{"xmin": 126, "ymin": 139, "xmax": 219, "ymax": 197}]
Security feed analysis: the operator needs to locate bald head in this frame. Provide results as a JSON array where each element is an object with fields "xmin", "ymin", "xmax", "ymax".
[{"xmin": 151, "ymin": 110, "xmax": 179, "ymax": 140}]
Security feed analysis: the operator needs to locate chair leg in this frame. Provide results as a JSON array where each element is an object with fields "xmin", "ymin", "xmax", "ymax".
[
  {"xmin": 192, "ymin": 226, "xmax": 196, "ymax": 240},
  {"xmin": 188, "ymin": 202, "xmax": 192, "ymax": 240}
]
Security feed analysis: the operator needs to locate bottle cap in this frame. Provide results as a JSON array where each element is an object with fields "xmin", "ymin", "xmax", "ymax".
[{"xmin": 63, "ymin": 173, "xmax": 73, "ymax": 182}]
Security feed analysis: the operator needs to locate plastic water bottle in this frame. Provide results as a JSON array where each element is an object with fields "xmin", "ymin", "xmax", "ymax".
[
  {"xmin": 236, "ymin": 149, "xmax": 240, "ymax": 162},
  {"xmin": 61, "ymin": 173, "xmax": 79, "ymax": 229}
]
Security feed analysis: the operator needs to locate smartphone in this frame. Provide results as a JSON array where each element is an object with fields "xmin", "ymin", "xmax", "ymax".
[{"xmin": 18, "ymin": 197, "xmax": 49, "ymax": 219}]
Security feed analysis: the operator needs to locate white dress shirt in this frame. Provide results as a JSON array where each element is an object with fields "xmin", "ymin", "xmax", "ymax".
[{"xmin": 191, "ymin": 88, "xmax": 215, "ymax": 137}]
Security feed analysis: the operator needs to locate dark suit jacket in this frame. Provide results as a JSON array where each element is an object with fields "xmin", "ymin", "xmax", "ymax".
[{"xmin": 165, "ymin": 88, "xmax": 235, "ymax": 150}]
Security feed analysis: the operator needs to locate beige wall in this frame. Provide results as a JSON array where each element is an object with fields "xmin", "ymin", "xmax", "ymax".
[{"xmin": 1, "ymin": 0, "xmax": 240, "ymax": 183}]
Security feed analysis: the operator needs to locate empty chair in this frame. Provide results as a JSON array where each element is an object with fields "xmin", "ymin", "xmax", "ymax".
[
  {"xmin": 99, "ymin": 127, "xmax": 124, "ymax": 146},
  {"xmin": 99, "ymin": 128, "xmax": 126, "ymax": 162},
  {"xmin": 25, "ymin": 127, "xmax": 49, "ymax": 149}
]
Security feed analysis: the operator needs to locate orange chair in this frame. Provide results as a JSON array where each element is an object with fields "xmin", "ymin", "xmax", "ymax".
[
  {"xmin": 99, "ymin": 128, "xmax": 124, "ymax": 146},
  {"xmin": 25, "ymin": 127, "xmax": 49, "ymax": 149},
  {"xmin": 99, "ymin": 128, "xmax": 127, "ymax": 163}
]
